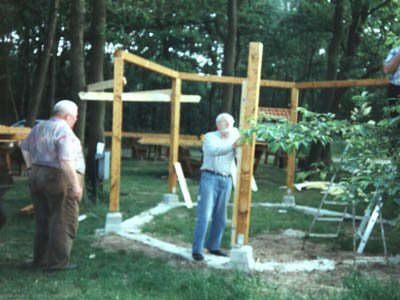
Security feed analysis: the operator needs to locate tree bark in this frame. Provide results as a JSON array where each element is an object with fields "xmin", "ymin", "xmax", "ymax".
[
  {"xmin": 222, "ymin": 0, "xmax": 237, "ymax": 113},
  {"xmin": 47, "ymin": 49, "xmax": 56, "ymax": 116},
  {"xmin": 70, "ymin": 0, "xmax": 87, "ymax": 142},
  {"xmin": 86, "ymin": 0, "xmax": 106, "ymax": 202},
  {"xmin": 26, "ymin": 0, "xmax": 60, "ymax": 127},
  {"xmin": 307, "ymin": 0, "xmax": 345, "ymax": 168}
]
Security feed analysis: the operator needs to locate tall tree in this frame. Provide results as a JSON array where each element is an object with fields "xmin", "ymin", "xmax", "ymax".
[
  {"xmin": 222, "ymin": 0, "xmax": 238, "ymax": 113},
  {"xmin": 26, "ymin": 0, "xmax": 60, "ymax": 127},
  {"xmin": 70, "ymin": 0, "xmax": 87, "ymax": 142},
  {"xmin": 86, "ymin": 0, "xmax": 106, "ymax": 202}
]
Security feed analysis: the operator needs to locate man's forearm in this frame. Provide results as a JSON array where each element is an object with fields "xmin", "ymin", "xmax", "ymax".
[
  {"xmin": 384, "ymin": 52, "xmax": 400, "ymax": 74},
  {"xmin": 21, "ymin": 149, "xmax": 32, "ymax": 169},
  {"xmin": 60, "ymin": 160, "xmax": 82, "ymax": 200}
]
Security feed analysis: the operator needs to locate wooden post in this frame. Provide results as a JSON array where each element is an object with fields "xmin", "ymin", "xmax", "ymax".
[
  {"xmin": 286, "ymin": 87, "xmax": 299, "ymax": 190},
  {"xmin": 231, "ymin": 80, "xmax": 247, "ymax": 246},
  {"xmin": 109, "ymin": 51, "xmax": 124, "ymax": 212},
  {"xmin": 168, "ymin": 78, "xmax": 181, "ymax": 192},
  {"xmin": 233, "ymin": 42, "xmax": 263, "ymax": 244}
]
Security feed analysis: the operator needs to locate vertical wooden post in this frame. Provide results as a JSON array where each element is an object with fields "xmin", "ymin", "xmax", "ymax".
[
  {"xmin": 168, "ymin": 78, "xmax": 181, "ymax": 192},
  {"xmin": 109, "ymin": 51, "xmax": 124, "ymax": 212},
  {"xmin": 286, "ymin": 87, "xmax": 299, "ymax": 190},
  {"xmin": 231, "ymin": 80, "xmax": 247, "ymax": 246},
  {"xmin": 233, "ymin": 42, "xmax": 263, "ymax": 244}
]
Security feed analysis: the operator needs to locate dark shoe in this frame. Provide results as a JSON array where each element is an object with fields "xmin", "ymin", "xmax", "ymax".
[
  {"xmin": 19, "ymin": 260, "xmax": 45, "ymax": 269},
  {"xmin": 45, "ymin": 264, "xmax": 78, "ymax": 272},
  {"xmin": 208, "ymin": 249, "xmax": 228, "ymax": 257},
  {"xmin": 192, "ymin": 253, "xmax": 204, "ymax": 261}
]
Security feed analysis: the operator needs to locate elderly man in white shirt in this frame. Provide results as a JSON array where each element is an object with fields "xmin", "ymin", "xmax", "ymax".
[{"xmin": 192, "ymin": 113, "xmax": 240, "ymax": 262}]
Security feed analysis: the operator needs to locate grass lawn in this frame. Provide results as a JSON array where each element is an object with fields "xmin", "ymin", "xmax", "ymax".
[{"xmin": 0, "ymin": 159, "xmax": 399, "ymax": 299}]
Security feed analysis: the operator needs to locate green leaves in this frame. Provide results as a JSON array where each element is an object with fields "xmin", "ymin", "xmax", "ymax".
[
  {"xmin": 243, "ymin": 93, "xmax": 400, "ymax": 205},
  {"xmin": 241, "ymin": 109, "xmax": 339, "ymax": 155}
]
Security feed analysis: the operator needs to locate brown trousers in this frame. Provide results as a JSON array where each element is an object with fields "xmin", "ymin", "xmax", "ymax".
[{"xmin": 29, "ymin": 165, "xmax": 83, "ymax": 268}]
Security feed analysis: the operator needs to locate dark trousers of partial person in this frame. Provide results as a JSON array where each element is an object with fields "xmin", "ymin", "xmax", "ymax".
[
  {"xmin": 388, "ymin": 83, "xmax": 400, "ymax": 99},
  {"xmin": 29, "ymin": 165, "xmax": 83, "ymax": 269}
]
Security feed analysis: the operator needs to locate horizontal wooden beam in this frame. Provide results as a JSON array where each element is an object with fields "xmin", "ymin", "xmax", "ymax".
[
  {"xmin": 295, "ymin": 78, "xmax": 388, "ymax": 89},
  {"xmin": 79, "ymin": 91, "xmax": 201, "ymax": 103},
  {"xmin": 260, "ymin": 79, "xmax": 296, "ymax": 88},
  {"xmin": 117, "ymin": 50, "xmax": 179, "ymax": 78},
  {"xmin": 104, "ymin": 131, "xmax": 203, "ymax": 147},
  {"xmin": 179, "ymin": 72, "xmax": 245, "ymax": 84},
  {"xmin": 0, "ymin": 126, "xmax": 31, "ymax": 141},
  {"xmin": 139, "ymin": 137, "xmax": 202, "ymax": 147},
  {"xmin": 87, "ymin": 77, "xmax": 127, "ymax": 91}
]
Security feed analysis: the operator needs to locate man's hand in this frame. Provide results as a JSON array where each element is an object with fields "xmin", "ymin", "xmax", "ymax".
[
  {"xmin": 60, "ymin": 160, "xmax": 83, "ymax": 202},
  {"xmin": 71, "ymin": 185, "xmax": 83, "ymax": 202}
]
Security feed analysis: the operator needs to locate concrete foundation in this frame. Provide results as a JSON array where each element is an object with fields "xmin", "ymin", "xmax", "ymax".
[
  {"xmin": 230, "ymin": 245, "xmax": 255, "ymax": 272},
  {"xmin": 162, "ymin": 193, "xmax": 179, "ymax": 204},
  {"xmin": 105, "ymin": 212, "xmax": 122, "ymax": 233}
]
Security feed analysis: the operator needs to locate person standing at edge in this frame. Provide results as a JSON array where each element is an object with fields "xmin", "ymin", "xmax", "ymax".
[
  {"xmin": 192, "ymin": 113, "xmax": 240, "ymax": 262},
  {"xmin": 20, "ymin": 100, "xmax": 85, "ymax": 271},
  {"xmin": 383, "ymin": 44, "xmax": 400, "ymax": 99}
]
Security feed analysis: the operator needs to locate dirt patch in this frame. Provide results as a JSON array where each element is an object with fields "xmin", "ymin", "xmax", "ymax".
[
  {"xmin": 93, "ymin": 232, "xmax": 400, "ymax": 295},
  {"xmin": 250, "ymin": 230, "xmax": 354, "ymax": 262}
]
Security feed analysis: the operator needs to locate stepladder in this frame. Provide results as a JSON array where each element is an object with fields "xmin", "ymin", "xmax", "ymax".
[
  {"xmin": 355, "ymin": 189, "xmax": 387, "ymax": 255},
  {"xmin": 304, "ymin": 145, "xmax": 350, "ymax": 242}
]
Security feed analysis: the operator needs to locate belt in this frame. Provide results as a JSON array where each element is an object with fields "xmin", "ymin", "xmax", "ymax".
[{"xmin": 202, "ymin": 169, "xmax": 230, "ymax": 177}]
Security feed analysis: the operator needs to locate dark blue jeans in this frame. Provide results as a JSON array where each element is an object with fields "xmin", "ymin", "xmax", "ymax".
[{"xmin": 192, "ymin": 171, "xmax": 232, "ymax": 254}]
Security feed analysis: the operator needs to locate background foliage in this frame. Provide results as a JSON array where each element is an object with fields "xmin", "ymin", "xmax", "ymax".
[{"xmin": 0, "ymin": 0, "xmax": 399, "ymax": 134}]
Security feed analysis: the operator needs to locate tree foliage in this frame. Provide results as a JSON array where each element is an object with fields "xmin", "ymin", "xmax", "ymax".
[{"xmin": 241, "ymin": 93, "xmax": 400, "ymax": 207}]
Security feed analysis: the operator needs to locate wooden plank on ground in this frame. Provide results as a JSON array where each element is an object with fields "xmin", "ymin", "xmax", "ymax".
[{"xmin": 173, "ymin": 162, "xmax": 193, "ymax": 209}]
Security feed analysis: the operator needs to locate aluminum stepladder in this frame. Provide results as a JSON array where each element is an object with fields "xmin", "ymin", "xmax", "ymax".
[
  {"xmin": 303, "ymin": 145, "xmax": 350, "ymax": 247},
  {"xmin": 355, "ymin": 188, "xmax": 387, "ymax": 256}
]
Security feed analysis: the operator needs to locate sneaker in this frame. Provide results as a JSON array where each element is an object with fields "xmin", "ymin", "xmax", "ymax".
[
  {"xmin": 192, "ymin": 253, "xmax": 204, "ymax": 261},
  {"xmin": 208, "ymin": 249, "xmax": 228, "ymax": 257}
]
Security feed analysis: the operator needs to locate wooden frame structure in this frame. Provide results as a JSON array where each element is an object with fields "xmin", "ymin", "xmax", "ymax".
[{"xmin": 109, "ymin": 42, "xmax": 389, "ymax": 243}]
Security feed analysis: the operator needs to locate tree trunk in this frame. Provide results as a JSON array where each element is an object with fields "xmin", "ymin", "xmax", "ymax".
[
  {"xmin": 307, "ymin": 0, "xmax": 345, "ymax": 168},
  {"xmin": 26, "ymin": 0, "xmax": 60, "ymax": 127},
  {"xmin": 86, "ymin": 0, "xmax": 106, "ymax": 202},
  {"xmin": 222, "ymin": 0, "xmax": 237, "ymax": 113},
  {"xmin": 70, "ymin": 0, "xmax": 87, "ymax": 142},
  {"xmin": 47, "ymin": 49, "xmax": 56, "ymax": 116}
]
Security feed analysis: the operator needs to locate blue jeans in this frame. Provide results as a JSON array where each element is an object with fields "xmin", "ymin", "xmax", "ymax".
[{"xmin": 192, "ymin": 171, "xmax": 232, "ymax": 254}]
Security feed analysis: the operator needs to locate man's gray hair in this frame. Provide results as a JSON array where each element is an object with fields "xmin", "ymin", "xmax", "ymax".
[
  {"xmin": 53, "ymin": 100, "xmax": 78, "ymax": 116},
  {"xmin": 216, "ymin": 113, "xmax": 235, "ymax": 125}
]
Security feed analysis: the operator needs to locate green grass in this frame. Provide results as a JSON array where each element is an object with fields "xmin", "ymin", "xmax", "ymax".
[{"xmin": 1, "ymin": 159, "xmax": 399, "ymax": 299}]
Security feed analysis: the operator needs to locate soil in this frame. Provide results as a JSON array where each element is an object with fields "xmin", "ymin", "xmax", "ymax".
[{"xmin": 93, "ymin": 230, "xmax": 400, "ymax": 296}]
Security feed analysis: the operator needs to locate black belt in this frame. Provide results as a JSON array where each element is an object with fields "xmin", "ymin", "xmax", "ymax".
[{"xmin": 202, "ymin": 169, "xmax": 230, "ymax": 177}]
